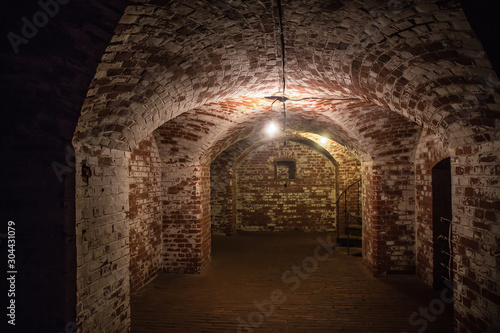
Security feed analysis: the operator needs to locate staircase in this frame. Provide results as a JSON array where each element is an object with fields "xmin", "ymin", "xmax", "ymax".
[{"xmin": 336, "ymin": 180, "xmax": 362, "ymax": 252}]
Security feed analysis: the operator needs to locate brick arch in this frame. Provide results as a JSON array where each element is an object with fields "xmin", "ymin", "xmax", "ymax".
[
  {"xmin": 232, "ymin": 135, "xmax": 341, "ymax": 232},
  {"xmin": 233, "ymin": 134, "xmax": 340, "ymax": 167},
  {"xmin": 283, "ymin": 0, "xmax": 500, "ymax": 147},
  {"xmin": 74, "ymin": 0, "xmax": 499, "ymax": 153},
  {"xmin": 345, "ymin": 2, "xmax": 500, "ymax": 147},
  {"xmin": 71, "ymin": 1, "xmax": 500, "ymax": 332},
  {"xmin": 210, "ymin": 132, "xmax": 347, "ymax": 235},
  {"xmin": 152, "ymin": 98, "xmax": 372, "ymax": 166},
  {"xmin": 151, "ymin": 96, "xmax": 425, "ymax": 168},
  {"xmin": 73, "ymin": 0, "xmax": 281, "ymax": 150}
]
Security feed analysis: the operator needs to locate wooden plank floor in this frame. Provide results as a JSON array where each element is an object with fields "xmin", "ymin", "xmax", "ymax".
[{"xmin": 131, "ymin": 232, "xmax": 453, "ymax": 332}]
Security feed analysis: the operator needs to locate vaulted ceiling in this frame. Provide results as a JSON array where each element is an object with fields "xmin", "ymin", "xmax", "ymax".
[{"xmin": 73, "ymin": 0, "xmax": 499, "ymax": 158}]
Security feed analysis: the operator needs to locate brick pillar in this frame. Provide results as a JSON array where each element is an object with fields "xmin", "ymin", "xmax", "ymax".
[
  {"xmin": 162, "ymin": 163, "xmax": 211, "ymax": 273},
  {"xmin": 362, "ymin": 160, "xmax": 416, "ymax": 276},
  {"xmin": 74, "ymin": 144, "xmax": 131, "ymax": 333},
  {"xmin": 211, "ymin": 155, "xmax": 237, "ymax": 236},
  {"xmin": 129, "ymin": 137, "xmax": 163, "ymax": 292}
]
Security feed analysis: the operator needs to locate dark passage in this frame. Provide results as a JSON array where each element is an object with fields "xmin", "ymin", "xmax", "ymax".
[{"xmin": 432, "ymin": 158, "xmax": 453, "ymax": 292}]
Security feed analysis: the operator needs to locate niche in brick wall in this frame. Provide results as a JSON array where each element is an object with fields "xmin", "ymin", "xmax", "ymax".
[
  {"xmin": 275, "ymin": 160, "xmax": 296, "ymax": 180},
  {"xmin": 235, "ymin": 139, "xmax": 337, "ymax": 232}
]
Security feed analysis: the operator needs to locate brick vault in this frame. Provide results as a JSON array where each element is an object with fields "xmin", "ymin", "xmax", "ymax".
[{"xmin": 1, "ymin": 0, "xmax": 499, "ymax": 332}]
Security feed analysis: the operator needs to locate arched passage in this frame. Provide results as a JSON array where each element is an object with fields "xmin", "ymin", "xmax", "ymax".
[
  {"xmin": 71, "ymin": 1, "xmax": 500, "ymax": 332},
  {"xmin": 211, "ymin": 134, "xmax": 344, "ymax": 235}
]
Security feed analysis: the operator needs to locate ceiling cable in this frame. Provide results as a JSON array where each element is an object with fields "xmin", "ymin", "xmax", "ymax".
[
  {"xmin": 276, "ymin": 0, "xmax": 287, "ymax": 132},
  {"xmin": 271, "ymin": 0, "xmax": 359, "ymax": 137},
  {"xmin": 277, "ymin": 0, "xmax": 286, "ymax": 97}
]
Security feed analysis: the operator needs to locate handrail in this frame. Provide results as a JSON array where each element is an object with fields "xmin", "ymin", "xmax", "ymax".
[
  {"xmin": 346, "ymin": 211, "xmax": 362, "ymax": 224},
  {"xmin": 335, "ymin": 179, "xmax": 362, "ymax": 254},
  {"xmin": 335, "ymin": 179, "xmax": 361, "ymax": 205}
]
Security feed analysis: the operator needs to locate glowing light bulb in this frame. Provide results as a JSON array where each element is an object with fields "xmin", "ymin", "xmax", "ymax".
[
  {"xmin": 266, "ymin": 122, "xmax": 279, "ymax": 136},
  {"xmin": 320, "ymin": 136, "xmax": 328, "ymax": 144}
]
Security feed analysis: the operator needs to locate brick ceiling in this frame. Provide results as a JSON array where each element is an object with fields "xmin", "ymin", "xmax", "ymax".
[{"xmin": 73, "ymin": 0, "xmax": 500, "ymax": 161}]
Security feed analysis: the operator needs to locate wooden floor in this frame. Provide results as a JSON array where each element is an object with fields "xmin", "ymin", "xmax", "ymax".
[{"xmin": 131, "ymin": 232, "xmax": 453, "ymax": 332}]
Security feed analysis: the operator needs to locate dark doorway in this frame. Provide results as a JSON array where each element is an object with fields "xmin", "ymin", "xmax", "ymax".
[{"xmin": 432, "ymin": 158, "xmax": 453, "ymax": 292}]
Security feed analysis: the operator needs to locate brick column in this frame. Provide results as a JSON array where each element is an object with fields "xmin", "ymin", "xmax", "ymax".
[
  {"xmin": 162, "ymin": 163, "xmax": 211, "ymax": 273},
  {"xmin": 129, "ymin": 137, "xmax": 163, "ymax": 292},
  {"xmin": 211, "ymin": 155, "xmax": 237, "ymax": 236},
  {"xmin": 74, "ymin": 144, "xmax": 131, "ymax": 332},
  {"xmin": 362, "ymin": 160, "xmax": 416, "ymax": 276}
]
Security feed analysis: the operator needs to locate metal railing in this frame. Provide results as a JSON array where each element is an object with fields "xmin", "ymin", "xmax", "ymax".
[{"xmin": 335, "ymin": 179, "xmax": 362, "ymax": 254}]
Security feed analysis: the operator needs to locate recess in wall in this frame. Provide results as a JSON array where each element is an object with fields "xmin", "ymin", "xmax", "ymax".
[
  {"xmin": 81, "ymin": 160, "xmax": 92, "ymax": 185},
  {"xmin": 275, "ymin": 160, "xmax": 296, "ymax": 180}
]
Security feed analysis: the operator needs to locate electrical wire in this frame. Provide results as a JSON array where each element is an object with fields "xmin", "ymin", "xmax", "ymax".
[
  {"xmin": 276, "ymin": 0, "xmax": 287, "ymax": 132},
  {"xmin": 271, "ymin": 0, "xmax": 359, "ymax": 132}
]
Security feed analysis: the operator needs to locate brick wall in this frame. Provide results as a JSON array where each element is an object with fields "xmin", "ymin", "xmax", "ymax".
[
  {"xmin": 161, "ymin": 163, "xmax": 211, "ymax": 273},
  {"xmin": 295, "ymin": 132, "xmax": 362, "ymax": 193},
  {"xmin": 235, "ymin": 139, "xmax": 337, "ymax": 232},
  {"xmin": 319, "ymin": 137, "xmax": 362, "ymax": 235},
  {"xmin": 0, "ymin": 1, "xmax": 129, "ymax": 330},
  {"xmin": 211, "ymin": 150, "xmax": 237, "ymax": 236},
  {"xmin": 451, "ymin": 143, "xmax": 500, "ymax": 332},
  {"xmin": 153, "ymin": 121, "xmax": 213, "ymax": 274},
  {"xmin": 362, "ymin": 159, "xmax": 417, "ymax": 276},
  {"xmin": 9, "ymin": 0, "xmax": 496, "ymax": 332},
  {"xmin": 210, "ymin": 134, "xmax": 362, "ymax": 236},
  {"xmin": 129, "ymin": 136, "xmax": 162, "ymax": 293},
  {"xmin": 75, "ymin": 144, "xmax": 130, "ymax": 333}
]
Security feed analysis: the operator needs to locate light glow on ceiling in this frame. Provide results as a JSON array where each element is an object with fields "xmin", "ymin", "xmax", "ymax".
[{"xmin": 266, "ymin": 122, "xmax": 280, "ymax": 136}]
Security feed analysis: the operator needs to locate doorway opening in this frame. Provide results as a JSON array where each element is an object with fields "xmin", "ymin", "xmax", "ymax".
[{"xmin": 432, "ymin": 157, "xmax": 453, "ymax": 293}]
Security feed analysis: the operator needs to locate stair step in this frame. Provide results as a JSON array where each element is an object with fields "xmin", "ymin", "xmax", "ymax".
[
  {"xmin": 346, "ymin": 225, "xmax": 362, "ymax": 236},
  {"xmin": 337, "ymin": 234, "xmax": 362, "ymax": 247},
  {"xmin": 335, "ymin": 246, "xmax": 362, "ymax": 257},
  {"xmin": 338, "ymin": 234, "xmax": 362, "ymax": 240}
]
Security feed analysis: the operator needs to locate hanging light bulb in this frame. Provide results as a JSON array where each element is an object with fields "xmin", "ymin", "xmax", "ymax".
[
  {"xmin": 320, "ymin": 136, "xmax": 328, "ymax": 145},
  {"xmin": 266, "ymin": 122, "xmax": 279, "ymax": 136}
]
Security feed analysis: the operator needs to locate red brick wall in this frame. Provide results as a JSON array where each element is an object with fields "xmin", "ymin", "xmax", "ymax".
[
  {"xmin": 211, "ymin": 134, "xmax": 362, "ymax": 236},
  {"xmin": 129, "ymin": 136, "xmax": 162, "ymax": 293},
  {"xmin": 75, "ymin": 144, "xmax": 131, "ymax": 332},
  {"xmin": 451, "ymin": 143, "xmax": 500, "ymax": 332},
  {"xmin": 415, "ymin": 130, "xmax": 450, "ymax": 286},
  {"xmin": 334, "ymin": 150, "xmax": 362, "ymax": 236},
  {"xmin": 362, "ymin": 160, "xmax": 417, "ymax": 275},
  {"xmin": 414, "ymin": 130, "xmax": 500, "ymax": 332},
  {"xmin": 296, "ymin": 133, "xmax": 362, "ymax": 235},
  {"xmin": 211, "ymin": 150, "xmax": 237, "ymax": 235},
  {"xmin": 153, "ymin": 123, "xmax": 212, "ymax": 273},
  {"xmin": 162, "ymin": 164, "xmax": 211, "ymax": 273},
  {"xmin": 235, "ymin": 140, "xmax": 337, "ymax": 232}
]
